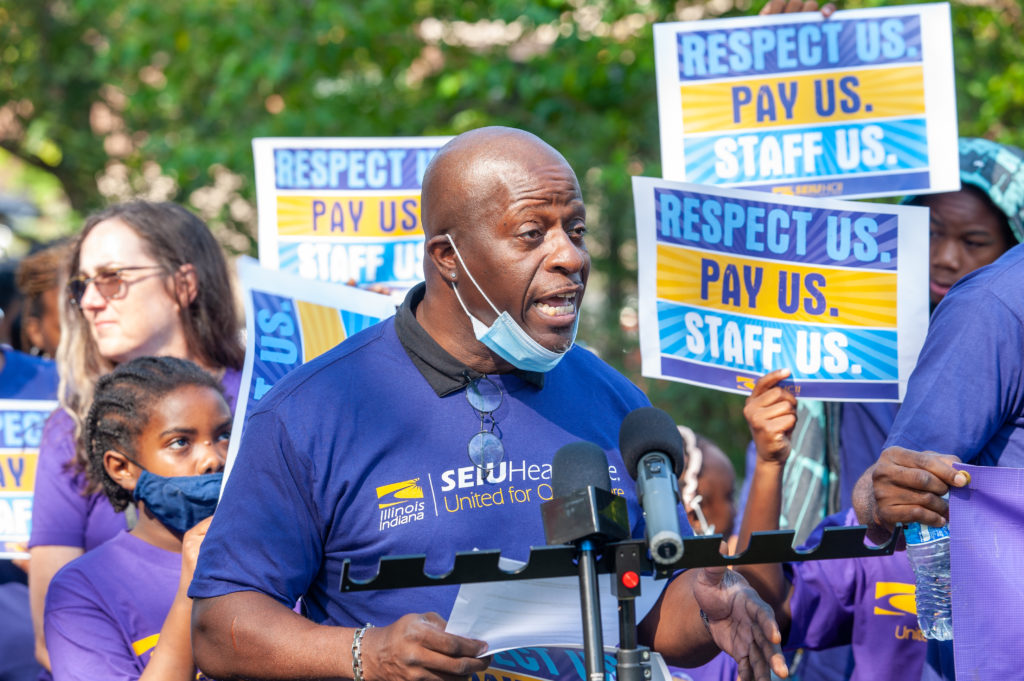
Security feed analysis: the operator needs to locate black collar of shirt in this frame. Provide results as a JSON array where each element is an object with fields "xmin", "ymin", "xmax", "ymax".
[{"xmin": 394, "ymin": 283, "xmax": 545, "ymax": 397}]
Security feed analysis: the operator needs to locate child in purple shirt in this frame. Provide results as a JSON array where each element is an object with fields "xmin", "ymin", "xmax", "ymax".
[{"xmin": 44, "ymin": 356, "xmax": 230, "ymax": 681}]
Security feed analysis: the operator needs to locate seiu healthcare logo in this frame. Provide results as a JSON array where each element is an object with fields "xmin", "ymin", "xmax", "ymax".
[
  {"xmin": 874, "ymin": 581, "xmax": 926, "ymax": 643},
  {"xmin": 873, "ymin": 581, "xmax": 915, "ymax": 616},
  {"xmin": 376, "ymin": 478, "xmax": 426, "ymax": 531}
]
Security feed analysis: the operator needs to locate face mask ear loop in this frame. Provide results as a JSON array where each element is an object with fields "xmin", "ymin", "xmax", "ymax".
[
  {"xmin": 115, "ymin": 452, "xmax": 148, "ymax": 474},
  {"xmin": 678, "ymin": 425, "xmax": 702, "ymax": 511},
  {"xmin": 445, "ymin": 234, "xmax": 501, "ymax": 318},
  {"xmin": 689, "ymin": 494, "xmax": 715, "ymax": 536}
]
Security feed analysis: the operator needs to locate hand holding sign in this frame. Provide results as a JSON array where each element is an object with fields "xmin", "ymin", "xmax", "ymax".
[
  {"xmin": 743, "ymin": 369, "xmax": 797, "ymax": 464},
  {"xmin": 760, "ymin": 0, "xmax": 836, "ymax": 18}
]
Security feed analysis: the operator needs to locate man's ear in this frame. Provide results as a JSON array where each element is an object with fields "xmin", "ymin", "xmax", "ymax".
[
  {"xmin": 103, "ymin": 450, "xmax": 140, "ymax": 494},
  {"xmin": 174, "ymin": 263, "xmax": 199, "ymax": 307},
  {"xmin": 425, "ymin": 234, "xmax": 459, "ymax": 281}
]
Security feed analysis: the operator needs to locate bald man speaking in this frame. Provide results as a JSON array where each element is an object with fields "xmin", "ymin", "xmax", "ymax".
[{"xmin": 190, "ymin": 128, "xmax": 787, "ymax": 681}]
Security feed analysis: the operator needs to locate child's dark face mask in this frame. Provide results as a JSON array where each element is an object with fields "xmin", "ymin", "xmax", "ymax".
[{"xmin": 132, "ymin": 470, "xmax": 223, "ymax": 534}]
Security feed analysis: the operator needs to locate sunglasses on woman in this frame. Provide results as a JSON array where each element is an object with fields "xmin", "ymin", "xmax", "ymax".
[{"xmin": 66, "ymin": 265, "xmax": 166, "ymax": 308}]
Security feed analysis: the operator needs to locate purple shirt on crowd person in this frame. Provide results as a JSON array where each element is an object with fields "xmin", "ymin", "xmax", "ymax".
[
  {"xmin": 0, "ymin": 346, "xmax": 58, "ymax": 401},
  {"xmin": 28, "ymin": 409, "xmax": 126, "ymax": 551},
  {"xmin": 0, "ymin": 346, "xmax": 58, "ymax": 681},
  {"xmin": 43, "ymin": 532, "xmax": 195, "ymax": 681},
  {"xmin": 786, "ymin": 509, "xmax": 926, "ymax": 681},
  {"xmin": 667, "ymin": 652, "xmax": 738, "ymax": 681}
]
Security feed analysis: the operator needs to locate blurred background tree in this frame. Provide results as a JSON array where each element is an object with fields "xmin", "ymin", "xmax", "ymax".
[{"xmin": 1, "ymin": 0, "xmax": 1020, "ymax": 468}]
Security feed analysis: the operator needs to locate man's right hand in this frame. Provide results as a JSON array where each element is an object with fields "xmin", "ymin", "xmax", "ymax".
[
  {"xmin": 870, "ymin": 446, "xmax": 970, "ymax": 530},
  {"xmin": 361, "ymin": 613, "xmax": 489, "ymax": 681}
]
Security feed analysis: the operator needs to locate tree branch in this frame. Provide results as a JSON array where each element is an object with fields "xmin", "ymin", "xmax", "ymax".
[{"xmin": 0, "ymin": 140, "xmax": 56, "ymax": 174}]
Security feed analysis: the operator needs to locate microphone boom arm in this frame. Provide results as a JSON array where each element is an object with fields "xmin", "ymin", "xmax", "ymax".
[{"xmin": 340, "ymin": 525, "xmax": 903, "ymax": 592}]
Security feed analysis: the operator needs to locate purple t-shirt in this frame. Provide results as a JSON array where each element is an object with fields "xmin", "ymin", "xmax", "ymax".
[
  {"xmin": 667, "ymin": 653, "xmax": 737, "ymax": 681},
  {"xmin": 44, "ymin": 531, "xmax": 180, "ymax": 680},
  {"xmin": 28, "ymin": 367, "xmax": 242, "ymax": 551},
  {"xmin": 0, "ymin": 346, "xmax": 58, "ymax": 400},
  {"xmin": 838, "ymin": 403, "xmax": 898, "ymax": 509},
  {"xmin": 0, "ymin": 583, "xmax": 42, "ymax": 681},
  {"xmin": 28, "ymin": 409, "xmax": 126, "ymax": 551},
  {"xmin": 884, "ymin": 243, "xmax": 1024, "ymax": 468},
  {"xmin": 190, "ymin": 319, "xmax": 663, "ymax": 622},
  {"xmin": 787, "ymin": 509, "xmax": 926, "ymax": 681}
]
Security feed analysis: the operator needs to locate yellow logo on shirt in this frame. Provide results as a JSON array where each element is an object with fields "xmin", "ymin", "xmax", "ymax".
[
  {"xmin": 376, "ymin": 478, "xmax": 424, "ymax": 509},
  {"xmin": 132, "ymin": 633, "xmax": 159, "ymax": 656},
  {"xmin": 874, "ymin": 581, "xmax": 916, "ymax": 616}
]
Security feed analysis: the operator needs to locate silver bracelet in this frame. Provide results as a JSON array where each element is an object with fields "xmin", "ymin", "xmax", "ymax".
[{"xmin": 352, "ymin": 623, "xmax": 374, "ymax": 681}]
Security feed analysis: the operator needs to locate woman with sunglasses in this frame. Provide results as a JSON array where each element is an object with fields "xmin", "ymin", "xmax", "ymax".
[{"xmin": 27, "ymin": 201, "xmax": 244, "ymax": 674}]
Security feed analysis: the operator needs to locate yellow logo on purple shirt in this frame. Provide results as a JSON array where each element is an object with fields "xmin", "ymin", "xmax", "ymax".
[
  {"xmin": 376, "ymin": 478, "xmax": 424, "ymax": 509},
  {"xmin": 874, "ymin": 581, "xmax": 916, "ymax": 616}
]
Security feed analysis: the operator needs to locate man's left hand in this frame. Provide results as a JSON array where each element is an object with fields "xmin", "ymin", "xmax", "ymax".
[{"xmin": 693, "ymin": 566, "xmax": 788, "ymax": 681}]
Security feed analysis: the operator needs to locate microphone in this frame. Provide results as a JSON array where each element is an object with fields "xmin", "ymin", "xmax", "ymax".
[
  {"xmin": 542, "ymin": 441, "xmax": 630, "ymax": 546},
  {"xmin": 619, "ymin": 407, "xmax": 685, "ymax": 566},
  {"xmin": 541, "ymin": 442, "xmax": 629, "ymax": 681}
]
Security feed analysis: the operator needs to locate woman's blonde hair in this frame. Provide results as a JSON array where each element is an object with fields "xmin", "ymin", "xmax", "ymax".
[{"xmin": 57, "ymin": 201, "xmax": 244, "ymax": 482}]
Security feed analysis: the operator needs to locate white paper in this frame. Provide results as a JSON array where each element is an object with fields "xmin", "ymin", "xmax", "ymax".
[{"xmin": 445, "ymin": 558, "xmax": 665, "ymax": 655}]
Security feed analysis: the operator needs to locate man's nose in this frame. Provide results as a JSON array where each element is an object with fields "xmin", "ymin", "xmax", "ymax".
[{"xmin": 546, "ymin": 228, "xmax": 587, "ymax": 275}]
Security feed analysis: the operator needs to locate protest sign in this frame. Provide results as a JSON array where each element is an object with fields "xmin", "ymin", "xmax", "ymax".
[
  {"xmin": 223, "ymin": 257, "xmax": 397, "ymax": 482},
  {"xmin": 632, "ymin": 175, "xmax": 928, "ymax": 400},
  {"xmin": 0, "ymin": 398, "xmax": 57, "ymax": 558},
  {"xmin": 253, "ymin": 136, "xmax": 451, "ymax": 292},
  {"xmin": 950, "ymin": 463, "xmax": 1024, "ymax": 680},
  {"xmin": 654, "ymin": 3, "xmax": 958, "ymax": 199}
]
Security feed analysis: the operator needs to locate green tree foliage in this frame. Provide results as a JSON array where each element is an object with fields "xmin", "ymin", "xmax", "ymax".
[{"xmin": 1, "ymin": 0, "xmax": 1021, "ymax": 466}]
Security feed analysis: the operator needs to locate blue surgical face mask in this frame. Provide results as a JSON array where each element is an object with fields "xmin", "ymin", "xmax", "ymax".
[
  {"xmin": 445, "ymin": 234, "xmax": 578, "ymax": 373},
  {"xmin": 133, "ymin": 470, "xmax": 223, "ymax": 535}
]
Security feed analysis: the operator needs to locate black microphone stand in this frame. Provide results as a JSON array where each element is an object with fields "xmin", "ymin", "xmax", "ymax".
[
  {"xmin": 578, "ymin": 538, "xmax": 606, "ymax": 681},
  {"xmin": 612, "ymin": 542, "xmax": 651, "ymax": 681},
  {"xmin": 541, "ymin": 483, "xmax": 629, "ymax": 681}
]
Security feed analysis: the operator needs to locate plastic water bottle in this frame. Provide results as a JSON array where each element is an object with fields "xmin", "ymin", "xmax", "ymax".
[{"xmin": 905, "ymin": 522, "xmax": 953, "ymax": 640}]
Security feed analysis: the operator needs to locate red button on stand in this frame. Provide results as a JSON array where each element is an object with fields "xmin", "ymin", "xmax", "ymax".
[{"xmin": 621, "ymin": 570, "xmax": 640, "ymax": 589}]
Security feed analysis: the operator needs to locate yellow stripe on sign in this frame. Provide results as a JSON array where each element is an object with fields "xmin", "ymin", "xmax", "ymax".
[
  {"xmin": 277, "ymin": 195, "xmax": 422, "ymax": 237},
  {"xmin": 655, "ymin": 244, "xmax": 897, "ymax": 327},
  {"xmin": 295, "ymin": 301, "xmax": 346, "ymax": 362},
  {"xmin": 132, "ymin": 633, "xmax": 159, "ymax": 656},
  {"xmin": 679, "ymin": 65, "xmax": 925, "ymax": 133},
  {"xmin": 0, "ymin": 453, "xmax": 38, "ymax": 492}
]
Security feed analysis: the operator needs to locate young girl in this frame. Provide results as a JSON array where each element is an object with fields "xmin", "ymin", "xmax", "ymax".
[{"xmin": 43, "ymin": 356, "xmax": 231, "ymax": 681}]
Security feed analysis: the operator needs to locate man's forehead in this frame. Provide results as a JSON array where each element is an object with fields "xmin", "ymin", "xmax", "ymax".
[
  {"xmin": 422, "ymin": 127, "xmax": 581, "ymax": 235},
  {"xmin": 501, "ymin": 160, "xmax": 583, "ymax": 204},
  {"xmin": 443, "ymin": 128, "xmax": 570, "ymax": 178}
]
